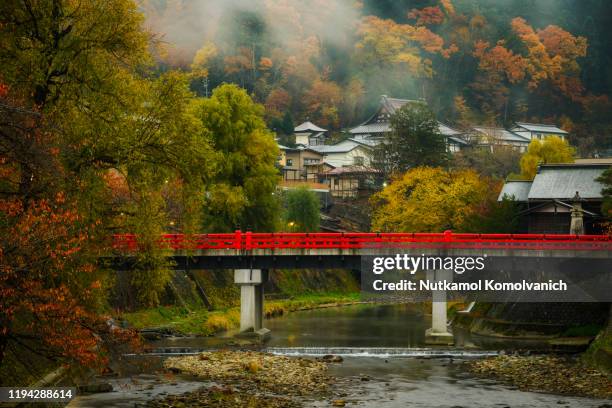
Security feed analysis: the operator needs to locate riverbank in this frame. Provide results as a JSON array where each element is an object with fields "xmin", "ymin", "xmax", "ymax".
[
  {"xmin": 468, "ymin": 354, "xmax": 612, "ymax": 399},
  {"xmin": 149, "ymin": 350, "xmax": 332, "ymax": 407},
  {"xmin": 121, "ymin": 292, "xmax": 362, "ymax": 337}
]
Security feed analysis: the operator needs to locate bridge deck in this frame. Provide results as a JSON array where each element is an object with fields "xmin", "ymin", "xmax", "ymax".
[{"xmin": 112, "ymin": 231, "xmax": 612, "ymax": 252}]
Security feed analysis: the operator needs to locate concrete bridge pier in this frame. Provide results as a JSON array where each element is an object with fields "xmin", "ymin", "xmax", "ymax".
[
  {"xmin": 425, "ymin": 269, "xmax": 455, "ymax": 346},
  {"xmin": 234, "ymin": 269, "xmax": 270, "ymax": 339}
]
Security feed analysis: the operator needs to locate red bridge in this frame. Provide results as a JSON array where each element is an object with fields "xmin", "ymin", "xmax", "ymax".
[
  {"xmin": 112, "ymin": 231, "xmax": 612, "ymax": 252},
  {"xmin": 108, "ymin": 231, "xmax": 612, "ymax": 340}
]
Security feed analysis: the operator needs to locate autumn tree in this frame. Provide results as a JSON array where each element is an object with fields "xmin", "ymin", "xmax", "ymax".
[
  {"xmin": 0, "ymin": 0, "xmax": 218, "ymax": 378},
  {"xmin": 355, "ymin": 16, "xmax": 455, "ymax": 77},
  {"xmin": 374, "ymin": 102, "xmax": 447, "ymax": 177},
  {"xmin": 283, "ymin": 187, "xmax": 320, "ymax": 232},
  {"xmin": 470, "ymin": 17, "xmax": 588, "ymax": 120},
  {"xmin": 519, "ymin": 136, "xmax": 575, "ymax": 179},
  {"xmin": 196, "ymin": 84, "xmax": 280, "ymax": 231},
  {"xmin": 303, "ymin": 79, "xmax": 343, "ymax": 128},
  {"xmin": 0, "ymin": 88, "xmax": 139, "ymax": 379},
  {"xmin": 370, "ymin": 167, "xmax": 490, "ymax": 232}
]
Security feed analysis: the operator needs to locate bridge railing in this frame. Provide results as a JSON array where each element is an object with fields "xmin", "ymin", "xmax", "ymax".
[{"xmin": 112, "ymin": 231, "xmax": 612, "ymax": 252}]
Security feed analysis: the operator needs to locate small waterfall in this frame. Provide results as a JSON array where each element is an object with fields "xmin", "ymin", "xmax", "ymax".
[
  {"xmin": 125, "ymin": 346, "xmax": 498, "ymax": 358},
  {"xmin": 265, "ymin": 347, "xmax": 499, "ymax": 358}
]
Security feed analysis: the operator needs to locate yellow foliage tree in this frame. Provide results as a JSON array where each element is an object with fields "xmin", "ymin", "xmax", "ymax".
[
  {"xmin": 519, "ymin": 136, "xmax": 575, "ymax": 179},
  {"xmin": 191, "ymin": 41, "xmax": 218, "ymax": 78},
  {"xmin": 370, "ymin": 167, "xmax": 490, "ymax": 232}
]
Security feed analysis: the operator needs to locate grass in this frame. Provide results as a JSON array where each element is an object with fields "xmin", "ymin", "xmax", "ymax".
[{"xmin": 120, "ymin": 291, "xmax": 362, "ymax": 336}]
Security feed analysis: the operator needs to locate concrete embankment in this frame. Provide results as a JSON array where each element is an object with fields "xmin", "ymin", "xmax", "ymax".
[{"xmin": 453, "ymin": 302, "xmax": 609, "ymax": 352}]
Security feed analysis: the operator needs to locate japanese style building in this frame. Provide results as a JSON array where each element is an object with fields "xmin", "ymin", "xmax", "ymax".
[
  {"xmin": 509, "ymin": 122, "xmax": 568, "ymax": 142},
  {"xmin": 498, "ymin": 163, "xmax": 609, "ymax": 234},
  {"xmin": 348, "ymin": 95, "xmax": 468, "ymax": 153},
  {"xmin": 469, "ymin": 126, "xmax": 531, "ymax": 152},
  {"xmin": 293, "ymin": 121, "xmax": 327, "ymax": 146}
]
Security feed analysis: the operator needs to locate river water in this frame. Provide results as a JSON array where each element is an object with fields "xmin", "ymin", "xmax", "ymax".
[{"xmin": 70, "ymin": 303, "xmax": 610, "ymax": 408}]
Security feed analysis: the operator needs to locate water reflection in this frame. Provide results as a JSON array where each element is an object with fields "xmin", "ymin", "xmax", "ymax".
[{"xmin": 264, "ymin": 303, "xmax": 429, "ymax": 347}]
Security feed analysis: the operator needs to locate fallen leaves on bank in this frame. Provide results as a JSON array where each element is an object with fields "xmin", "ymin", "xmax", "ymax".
[
  {"xmin": 468, "ymin": 355, "xmax": 612, "ymax": 399},
  {"xmin": 147, "ymin": 350, "xmax": 332, "ymax": 407}
]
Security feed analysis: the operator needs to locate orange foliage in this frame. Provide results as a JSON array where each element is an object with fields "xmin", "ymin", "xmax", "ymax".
[
  {"xmin": 103, "ymin": 169, "xmax": 130, "ymax": 203},
  {"xmin": 413, "ymin": 26, "xmax": 445, "ymax": 54},
  {"xmin": 224, "ymin": 47, "xmax": 253, "ymax": 76},
  {"xmin": 408, "ymin": 6, "xmax": 445, "ymax": 26},
  {"xmin": 473, "ymin": 40, "xmax": 527, "ymax": 84},
  {"xmin": 439, "ymin": 0, "xmax": 455, "ymax": 15},
  {"xmin": 0, "ymin": 196, "xmax": 138, "ymax": 368},
  {"xmin": 356, "ymin": 16, "xmax": 456, "ymax": 76},
  {"xmin": 259, "ymin": 57, "xmax": 273, "ymax": 70},
  {"xmin": 303, "ymin": 79, "xmax": 343, "ymax": 128},
  {"xmin": 0, "ymin": 83, "xmax": 139, "ymax": 371},
  {"xmin": 537, "ymin": 25, "xmax": 587, "ymax": 60},
  {"xmin": 264, "ymin": 88, "xmax": 292, "ymax": 119},
  {"xmin": 511, "ymin": 17, "xmax": 587, "ymax": 99}
]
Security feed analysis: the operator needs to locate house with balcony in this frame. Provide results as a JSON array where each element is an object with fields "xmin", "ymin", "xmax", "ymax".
[{"xmin": 278, "ymin": 145, "xmax": 333, "ymax": 182}]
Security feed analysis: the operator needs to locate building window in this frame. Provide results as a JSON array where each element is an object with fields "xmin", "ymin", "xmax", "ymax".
[
  {"xmin": 304, "ymin": 158, "xmax": 320, "ymax": 165},
  {"xmin": 286, "ymin": 159, "xmax": 293, "ymax": 166},
  {"xmin": 353, "ymin": 156, "xmax": 364, "ymax": 166}
]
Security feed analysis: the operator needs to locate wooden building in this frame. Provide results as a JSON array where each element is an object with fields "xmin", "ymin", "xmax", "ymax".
[
  {"xmin": 322, "ymin": 165, "xmax": 382, "ymax": 199},
  {"xmin": 498, "ymin": 163, "xmax": 609, "ymax": 234},
  {"xmin": 278, "ymin": 145, "xmax": 332, "ymax": 182}
]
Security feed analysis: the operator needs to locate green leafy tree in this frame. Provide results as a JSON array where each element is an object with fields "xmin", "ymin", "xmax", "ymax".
[
  {"xmin": 196, "ymin": 84, "xmax": 280, "ymax": 231},
  {"xmin": 461, "ymin": 196, "xmax": 521, "ymax": 233},
  {"xmin": 374, "ymin": 102, "xmax": 447, "ymax": 177},
  {"xmin": 284, "ymin": 187, "xmax": 320, "ymax": 232},
  {"xmin": 519, "ymin": 136, "xmax": 575, "ymax": 179},
  {"xmin": 0, "ymin": 0, "xmax": 217, "ymax": 312}
]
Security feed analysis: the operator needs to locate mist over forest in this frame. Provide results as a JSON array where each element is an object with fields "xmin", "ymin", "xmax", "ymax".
[{"xmin": 141, "ymin": 0, "xmax": 612, "ymax": 155}]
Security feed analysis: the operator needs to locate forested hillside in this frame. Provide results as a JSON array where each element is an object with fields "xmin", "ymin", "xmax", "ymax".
[{"xmin": 143, "ymin": 0, "xmax": 612, "ymax": 155}]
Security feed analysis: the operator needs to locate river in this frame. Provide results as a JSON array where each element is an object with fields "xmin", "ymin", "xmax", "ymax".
[{"xmin": 70, "ymin": 303, "xmax": 610, "ymax": 408}]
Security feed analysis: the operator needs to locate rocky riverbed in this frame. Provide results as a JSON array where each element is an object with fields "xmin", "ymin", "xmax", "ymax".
[
  {"xmin": 468, "ymin": 354, "xmax": 612, "ymax": 399},
  {"xmin": 147, "ymin": 351, "xmax": 333, "ymax": 407}
]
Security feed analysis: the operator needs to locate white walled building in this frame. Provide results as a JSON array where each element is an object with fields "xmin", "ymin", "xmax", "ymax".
[{"xmin": 510, "ymin": 122, "xmax": 568, "ymax": 142}]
